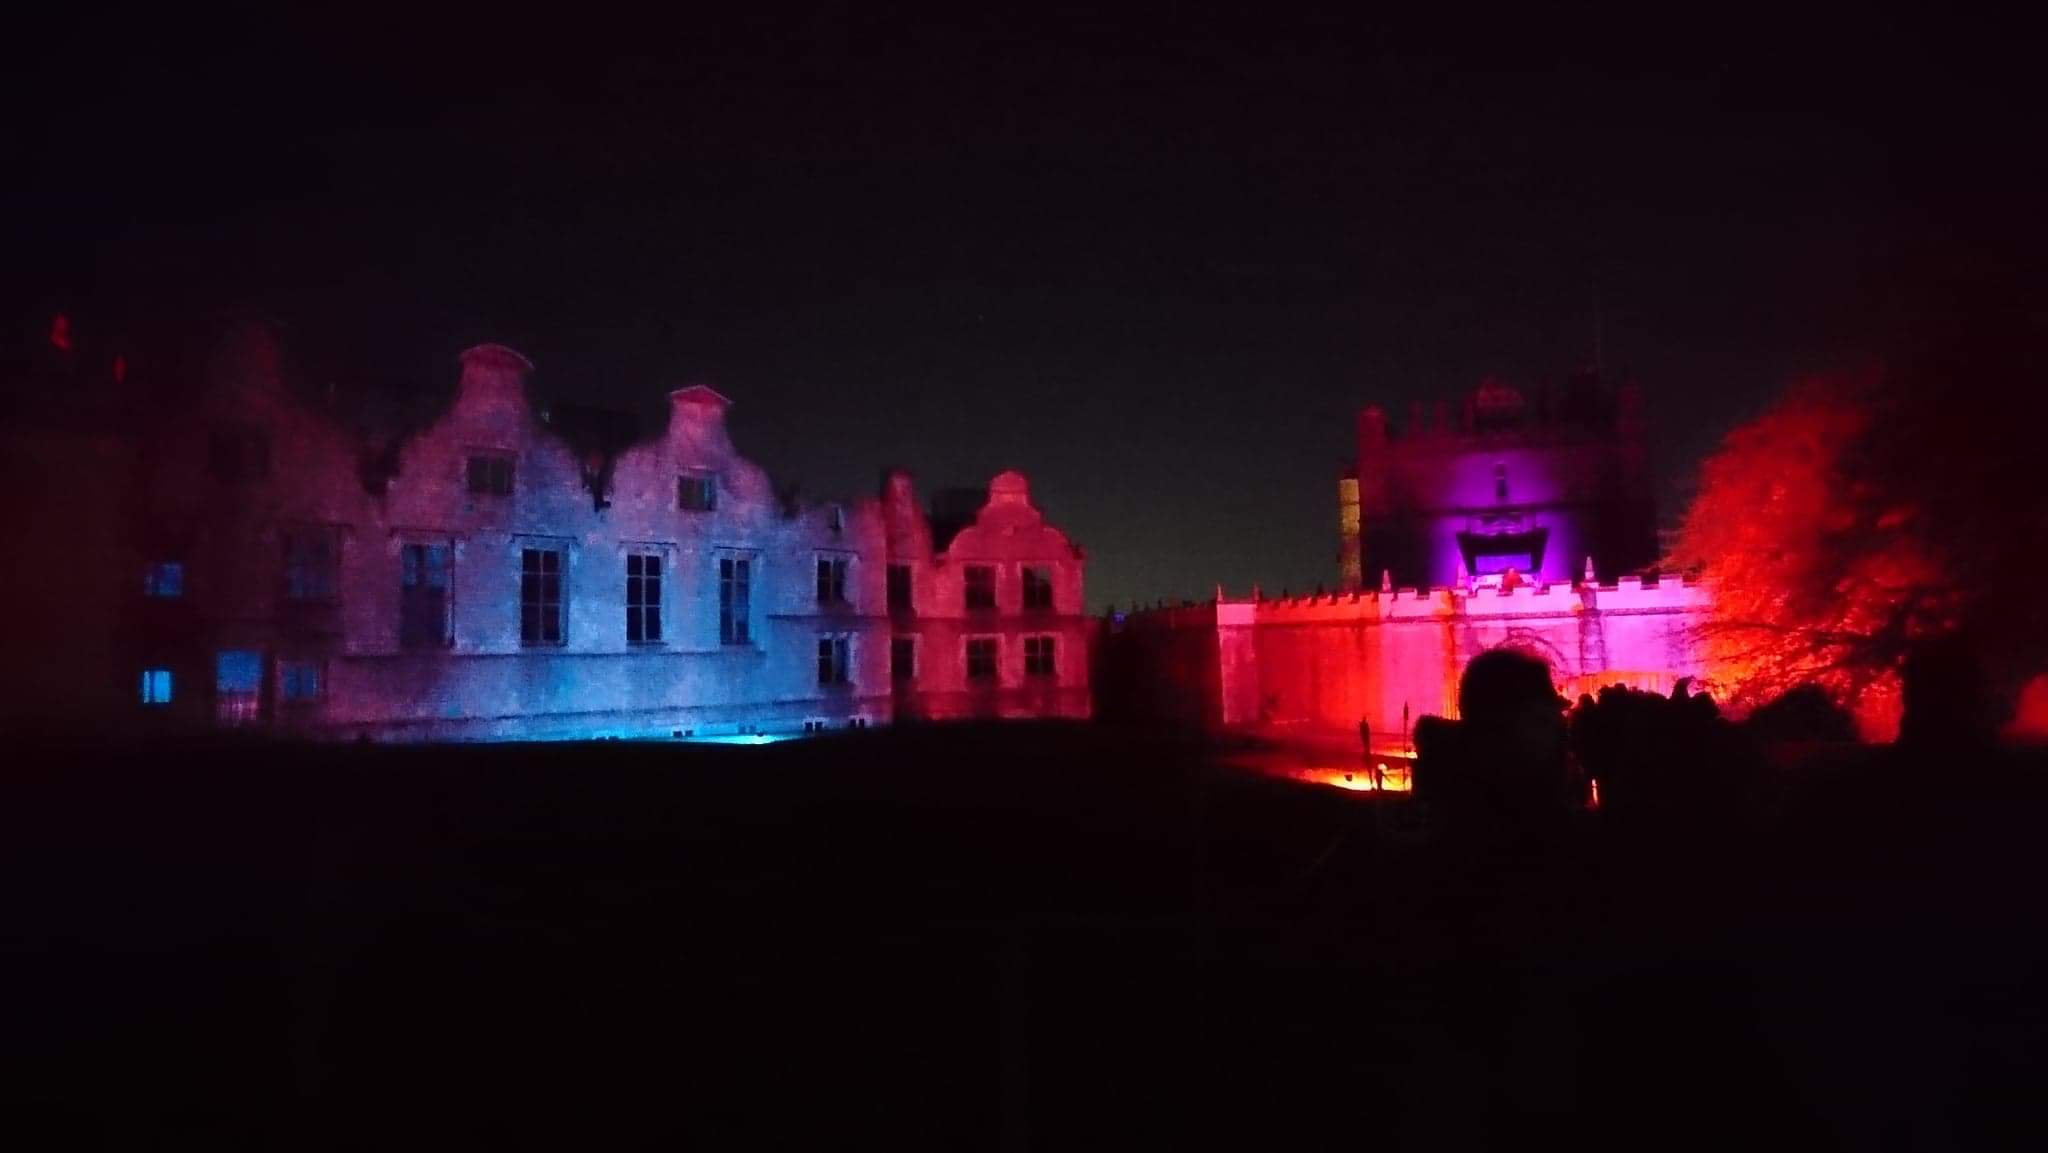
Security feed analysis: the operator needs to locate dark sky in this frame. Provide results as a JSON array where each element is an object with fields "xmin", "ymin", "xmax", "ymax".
[{"xmin": 10, "ymin": 8, "xmax": 2040, "ymax": 611}]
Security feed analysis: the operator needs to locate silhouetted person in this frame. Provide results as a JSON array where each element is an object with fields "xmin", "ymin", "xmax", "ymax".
[
  {"xmin": 1403, "ymin": 649, "xmax": 1585, "ymax": 1140},
  {"xmin": 1414, "ymin": 648, "xmax": 1572, "ymax": 844},
  {"xmin": 1899, "ymin": 632, "xmax": 1996, "ymax": 752},
  {"xmin": 1466, "ymin": 649, "xmax": 1570, "ymax": 808}
]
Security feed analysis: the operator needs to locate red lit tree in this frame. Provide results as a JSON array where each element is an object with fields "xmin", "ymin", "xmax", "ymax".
[
  {"xmin": 1669, "ymin": 376, "xmax": 1931, "ymax": 721},
  {"xmin": 1670, "ymin": 335, "xmax": 2046, "ymax": 730}
]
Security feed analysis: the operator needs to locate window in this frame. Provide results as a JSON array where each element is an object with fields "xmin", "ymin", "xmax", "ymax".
[
  {"xmin": 887, "ymin": 564, "xmax": 913, "ymax": 614},
  {"xmin": 284, "ymin": 527, "xmax": 340, "ymax": 602},
  {"xmin": 719, "ymin": 556, "xmax": 751, "ymax": 645},
  {"xmin": 816, "ymin": 556, "xmax": 849, "ymax": 606},
  {"xmin": 216, "ymin": 650, "xmax": 262, "ymax": 692},
  {"xmin": 1022, "ymin": 566, "xmax": 1054, "ymax": 611},
  {"xmin": 1025, "ymin": 635, "xmax": 1056, "ymax": 679},
  {"xmin": 520, "ymin": 548, "xmax": 564, "ymax": 645},
  {"xmin": 140, "ymin": 668, "xmax": 172, "ymax": 705},
  {"xmin": 891, "ymin": 637, "xmax": 914, "ymax": 683},
  {"xmin": 817, "ymin": 636, "xmax": 850, "ymax": 686},
  {"xmin": 467, "ymin": 454, "xmax": 514, "ymax": 496},
  {"xmin": 144, "ymin": 562, "xmax": 183, "ymax": 598},
  {"xmin": 208, "ymin": 426, "xmax": 270, "ymax": 484},
  {"xmin": 627, "ymin": 553, "xmax": 663, "ymax": 644},
  {"xmin": 678, "ymin": 473, "xmax": 717, "ymax": 512},
  {"xmin": 966, "ymin": 637, "xmax": 997, "ymax": 682},
  {"xmin": 216, "ymin": 649, "xmax": 262, "ymax": 725},
  {"xmin": 964, "ymin": 565, "xmax": 996, "ymax": 612},
  {"xmin": 280, "ymin": 660, "xmax": 322, "ymax": 703},
  {"xmin": 400, "ymin": 543, "xmax": 451, "ymax": 649}
]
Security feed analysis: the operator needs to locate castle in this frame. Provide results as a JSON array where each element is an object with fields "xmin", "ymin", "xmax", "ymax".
[
  {"xmin": 1102, "ymin": 374, "xmax": 1708, "ymax": 744},
  {"xmin": 1341, "ymin": 370, "xmax": 1658, "ymax": 593},
  {"xmin": 2, "ymin": 324, "xmax": 1090, "ymax": 741},
  {"xmin": 4, "ymin": 314, "xmax": 1716, "ymax": 746}
]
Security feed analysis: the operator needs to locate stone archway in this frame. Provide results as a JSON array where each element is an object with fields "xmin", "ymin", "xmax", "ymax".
[{"xmin": 1488, "ymin": 630, "xmax": 1570, "ymax": 689}]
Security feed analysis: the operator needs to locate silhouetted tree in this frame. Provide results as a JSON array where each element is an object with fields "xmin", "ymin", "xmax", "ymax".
[
  {"xmin": 1744, "ymin": 685, "xmax": 1859, "ymax": 745},
  {"xmin": 1569, "ymin": 681, "xmax": 1761, "ymax": 838}
]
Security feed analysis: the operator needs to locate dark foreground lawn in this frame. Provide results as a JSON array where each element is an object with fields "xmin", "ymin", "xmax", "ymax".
[{"xmin": 5, "ymin": 723, "xmax": 2046, "ymax": 1150}]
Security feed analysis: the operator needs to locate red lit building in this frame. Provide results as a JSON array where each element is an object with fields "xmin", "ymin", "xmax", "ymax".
[
  {"xmin": 1105, "ymin": 369, "xmax": 1708, "ymax": 745},
  {"xmin": 879, "ymin": 469, "xmax": 1092, "ymax": 721}
]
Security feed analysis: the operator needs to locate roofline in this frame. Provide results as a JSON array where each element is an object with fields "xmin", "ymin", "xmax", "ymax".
[
  {"xmin": 669, "ymin": 384, "xmax": 733, "ymax": 408},
  {"xmin": 460, "ymin": 343, "xmax": 535, "ymax": 372}
]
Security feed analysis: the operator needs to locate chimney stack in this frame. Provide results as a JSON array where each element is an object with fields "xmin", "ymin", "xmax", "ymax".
[{"xmin": 456, "ymin": 344, "xmax": 534, "ymax": 413}]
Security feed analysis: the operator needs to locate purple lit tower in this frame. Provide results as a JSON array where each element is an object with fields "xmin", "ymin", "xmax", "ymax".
[{"xmin": 1338, "ymin": 371, "xmax": 1657, "ymax": 591}]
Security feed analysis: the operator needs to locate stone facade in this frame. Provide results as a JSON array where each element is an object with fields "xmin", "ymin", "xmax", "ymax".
[
  {"xmin": 1108, "ymin": 368, "xmax": 1706, "ymax": 739},
  {"xmin": 1101, "ymin": 578, "xmax": 1710, "ymax": 744},
  {"xmin": 30, "ymin": 329, "xmax": 1089, "ymax": 741},
  {"xmin": 878, "ymin": 470, "xmax": 1093, "ymax": 722}
]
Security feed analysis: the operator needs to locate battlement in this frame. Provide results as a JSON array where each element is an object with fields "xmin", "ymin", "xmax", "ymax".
[
  {"xmin": 1136, "ymin": 573, "xmax": 1707, "ymax": 628},
  {"xmin": 1461, "ymin": 580, "xmax": 1580, "ymax": 617},
  {"xmin": 1117, "ymin": 566, "xmax": 1709, "ymax": 632},
  {"xmin": 1111, "ymin": 573, "xmax": 1713, "ymax": 734},
  {"xmin": 1583, "ymin": 572, "xmax": 1712, "ymax": 611}
]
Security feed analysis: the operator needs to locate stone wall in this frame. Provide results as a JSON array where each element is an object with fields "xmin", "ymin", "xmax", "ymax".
[{"xmin": 1111, "ymin": 575, "xmax": 1711, "ymax": 738}]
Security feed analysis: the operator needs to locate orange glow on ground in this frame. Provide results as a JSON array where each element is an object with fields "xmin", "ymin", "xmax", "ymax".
[
  {"xmin": 1297, "ymin": 761, "xmax": 1414, "ymax": 794},
  {"xmin": 1224, "ymin": 734, "xmax": 1418, "ymax": 795}
]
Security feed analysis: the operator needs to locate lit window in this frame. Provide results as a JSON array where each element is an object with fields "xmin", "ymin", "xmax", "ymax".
[
  {"xmin": 891, "ymin": 637, "xmax": 914, "ymax": 683},
  {"xmin": 140, "ymin": 668, "xmax": 172, "ymax": 705},
  {"xmin": 144, "ymin": 562, "xmax": 183, "ymax": 598},
  {"xmin": 678, "ymin": 473, "xmax": 717, "ymax": 512},
  {"xmin": 216, "ymin": 649, "xmax": 262, "ymax": 725},
  {"xmin": 966, "ymin": 637, "xmax": 998, "ymax": 682},
  {"xmin": 400, "ymin": 543, "xmax": 451, "ymax": 648},
  {"xmin": 627, "ymin": 553, "xmax": 663, "ymax": 644},
  {"xmin": 467, "ymin": 454, "xmax": 514, "ymax": 496},
  {"xmin": 965, "ymin": 565, "xmax": 996, "ymax": 612},
  {"xmin": 280, "ymin": 660, "xmax": 322, "ymax": 703},
  {"xmin": 1025, "ymin": 635, "xmax": 1056, "ymax": 678},
  {"xmin": 1022, "ymin": 566, "xmax": 1054, "ymax": 611},
  {"xmin": 520, "ymin": 548, "xmax": 565, "ymax": 645},
  {"xmin": 284, "ymin": 527, "xmax": 340, "ymax": 602},
  {"xmin": 719, "ymin": 556, "xmax": 751, "ymax": 645},
  {"xmin": 887, "ymin": 564, "xmax": 913, "ymax": 614},
  {"xmin": 816, "ymin": 556, "xmax": 849, "ymax": 606},
  {"xmin": 817, "ymin": 636, "xmax": 850, "ymax": 685}
]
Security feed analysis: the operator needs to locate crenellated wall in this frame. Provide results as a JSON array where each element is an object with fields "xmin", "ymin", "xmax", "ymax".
[{"xmin": 1107, "ymin": 574, "xmax": 1710, "ymax": 740}]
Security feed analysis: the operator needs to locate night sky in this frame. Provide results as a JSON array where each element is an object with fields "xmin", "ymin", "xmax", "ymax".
[{"xmin": 10, "ymin": 9, "xmax": 2039, "ymax": 611}]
